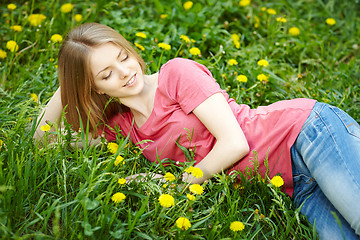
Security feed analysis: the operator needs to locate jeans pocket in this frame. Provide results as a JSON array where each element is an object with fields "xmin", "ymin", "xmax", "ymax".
[{"xmin": 329, "ymin": 105, "xmax": 360, "ymax": 139}]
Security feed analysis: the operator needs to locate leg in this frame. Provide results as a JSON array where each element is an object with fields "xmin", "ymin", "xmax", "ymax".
[{"xmin": 291, "ymin": 102, "xmax": 360, "ymax": 239}]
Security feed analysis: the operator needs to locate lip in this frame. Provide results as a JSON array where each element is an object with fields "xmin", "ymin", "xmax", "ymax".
[{"xmin": 123, "ymin": 74, "xmax": 136, "ymax": 87}]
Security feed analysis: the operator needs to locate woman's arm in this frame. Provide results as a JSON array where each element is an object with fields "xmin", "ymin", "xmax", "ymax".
[
  {"xmin": 33, "ymin": 87, "xmax": 101, "ymax": 146},
  {"xmin": 183, "ymin": 92, "xmax": 250, "ymax": 184}
]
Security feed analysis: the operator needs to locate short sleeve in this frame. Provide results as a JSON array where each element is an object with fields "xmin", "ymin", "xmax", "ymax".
[{"xmin": 159, "ymin": 58, "xmax": 224, "ymax": 114}]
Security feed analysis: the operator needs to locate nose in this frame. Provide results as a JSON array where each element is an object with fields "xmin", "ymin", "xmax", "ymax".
[{"xmin": 115, "ymin": 62, "xmax": 130, "ymax": 79}]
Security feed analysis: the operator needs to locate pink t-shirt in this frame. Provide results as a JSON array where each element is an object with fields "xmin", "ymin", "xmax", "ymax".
[{"xmin": 105, "ymin": 58, "xmax": 316, "ymax": 195}]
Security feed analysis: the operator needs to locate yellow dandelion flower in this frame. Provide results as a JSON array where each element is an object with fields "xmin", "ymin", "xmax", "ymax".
[
  {"xmin": 40, "ymin": 124, "xmax": 51, "ymax": 132},
  {"xmin": 237, "ymin": 75, "xmax": 248, "ymax": 83},
  {"xmin": 254, "ymin": 15, "xmax": 260, "ymax": 28},
  {"xmin": 6, "ymin": 40, "xmax": 18, "ymax": 52},
  {"xmin": 114, "ymin": 155, "xmax": 125, "ymax": 166},
  {"xmin": 271, "ymin": 175, "xmax": 284, "ymax": 187},
  {"xmin": 30, "ymin": 93, "xmax": 38, "ymax": 102},
  {"xmin": 135, "ymin": 32, "xmax": 147, "ymax": 39},
  {"xmin": 228, "ymin": 59, "xmax": 238, "ymax": 66},
  {"xmin": 180, "ymin": 34, "xmax": 190, "ymax": 43},
  {"xmin": 276, "ymin": 17, "xmax": 287, "ymax": 23},
  {"xmin": 185, "ymin": 166, "xmax": 194, "ymax": 174},
  {"xmin": 183, "ymin": 1, "xmax": 193, "ymax": 10},
  {"xmin": 267, "ymin": 8, "xmax": 276, "ymax": 15},
  {"xmin": 162, "ymin": 183, "xmax": 168, "ymax": 188},
  {"xmin": 7, "ymin": 4, "xmax": 16, "ymax": 11},
  {"xmin": 118, "ymin": 178, "xmax": 126, "ymax": 185},
  {"xmin": 189, "ymin": 47, "xmax": 201, "ymax": 56},
  {"xmin": 158, "ymin": 42, "xmax": 171, "ymax": 50},
  {"xmin": 74, "ymin": 14, "xmax": 83, "ymax": 22},
  {"xmin": 107, "ymin": 142, "xmax": 119, "ymax": 154},
  {"xmin": 134, "ymin": 42, "xmax": 145, "ymax": 51},
  {"xmin": 230, "ymin": 221, "xmax": 245, "ymax": 232},
  {"xmin": 261, "ymin": 7, "xmax": 267, "ymax": 11},
  {"xmin": 257, "ymin": 59, "xmax": 269, "ymax": 67},
  {"xmin": 176, "ymin": 217, "xmax": 191, "ymax": 230},
  {"xmin": 28, "ymin": 14, "xmax": 47, "ymax": 27},
  {"xmin": 239, "ymin": 0, "xmax": 250, "ymax": 7},
  {"xmin": 50, "ymin": 34, "xmax": 63, "ymax": 43},
  {"xmin": 0, "ymin": 139, "xmax": 3, "ymax": 147},
  {"xmin": 189, "ymin": 184, "xmax": 204, "ymax": 195},
  {"xmin": 111, "ymin": 192, "xmax": 126, "ymax": 203},
  {"xmin": 257, "ymin": 73, "xmax": 268, "ymax": 82},
  {"xmin": 158, "ymin": 194, "xmax": 175, "ymax": 208},
  {"xmin": 289, "ymin": 27, "xmax": 300, "ymax": 36},
  {"xmin": 231, "ymin": 34, "xmax": 240, "ymax": 49},
  {"xmin": 191, "ymin": 167, "xmax": 203, "ymax": 178},
  {"xmin": 160, "ymin": 14, "xmax": 168, "ymax": 19},
  {"xmin": 10, "ymin": 25, "xmax": 22, "ymax": 32},
  {"xmin": 326, "ymin": 18, "xmax": 336, "ymax": 26},
  {"xmin": 164, "ymin": 172, "xmax": 176, "ymax": 182},
  {"xmin": 0, "ymin": 50, "xmax": 7, "ymax": 59},
  {"xmin": 60, "ymin": 3, "xmax": 74, "ymax": 13},
  {"xmin": 187, "ymin": 194, "xmax": 196, "ymax": 201}
]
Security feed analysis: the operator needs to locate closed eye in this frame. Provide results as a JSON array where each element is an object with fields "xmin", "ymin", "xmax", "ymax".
[
  {"xmin": 103, "ymin": 71, "xmax": 112, "ymax": 80},
  {"xmin": 121, "ymin": 54, "xmax": 129, "ymax": 62}
]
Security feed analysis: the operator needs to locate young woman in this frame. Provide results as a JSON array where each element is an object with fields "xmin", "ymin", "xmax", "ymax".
[{"xmin": 34, "ymin": 23, "xmax": 360, "ymax": 239}]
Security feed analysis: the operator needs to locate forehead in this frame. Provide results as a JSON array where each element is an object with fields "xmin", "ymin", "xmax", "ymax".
[{"xmin": 89, "ymin": 42, "xmax": 122, "ymax": 73}]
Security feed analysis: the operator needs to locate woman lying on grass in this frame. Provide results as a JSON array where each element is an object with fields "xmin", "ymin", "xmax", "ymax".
[{"xmin": 34, "ymin": 22, "xmax": 360, "ymax": 239}]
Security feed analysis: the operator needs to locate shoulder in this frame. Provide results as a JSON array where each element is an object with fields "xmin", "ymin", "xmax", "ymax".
[{"xmin": 160, "ymin": 58, "xmax": 212, "ymax": 77}]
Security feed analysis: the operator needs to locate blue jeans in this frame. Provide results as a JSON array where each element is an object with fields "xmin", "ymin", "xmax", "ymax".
[{"xmin": 291, "ymin": 102, "xmax": 360, "ymax": 240}]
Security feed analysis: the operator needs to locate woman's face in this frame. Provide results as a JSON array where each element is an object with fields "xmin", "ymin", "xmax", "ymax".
[{"xmin": 90, "ymin": 42, "xmax": 144, "ymax": 99}]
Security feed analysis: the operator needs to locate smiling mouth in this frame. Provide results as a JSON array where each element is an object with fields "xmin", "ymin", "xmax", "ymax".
[{"xmin": 123, "ymin": 74, "xmax": 136, "ymax": 87}]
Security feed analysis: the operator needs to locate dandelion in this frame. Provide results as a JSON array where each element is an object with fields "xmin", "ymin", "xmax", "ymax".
[
  {"xmin": 254, "ymin": 15, "xmax": 260, "ymax": 28},
  {"xmin": 0, "ymin": 139, "xmax": 3, "ymax": 149},
  {"xmin": 111, "ymin": 192, "xmax": 126, "ymax": 203},
  {"xmin": 189, "ymin": 184, "xmax": 204, "ymax": 195},
  {"xmin": 237, "ymin": 75, "xmax": 248, "ymax": 83},
  {"xmin": 158, "ymin": 194, "xmax": 175, "ymax": 208},
  {"xmin": 230, "ymin": 221, "xmax": 245, "ymax": 232},
  {"xmin": 40, "ymin": 124, "xmax": 51, "ymax": 132},
  {"xmin": 0, "ymin": 50, "xmax": 7, "ymax": 59},
  {"xmin": 10, "ymin": 25, "xmax": 22, "ymax": 32},
  {"xmin": 228, "ymin": 59, "xmax": 238, "ymax": 66},
  {"xmin": 271, "ymin": 175, "xmax": 284, "ymax": 187},
  {"xmin": 30, "ymin": 93, "xmax": 38, "ymax": 102},
  {"xmin": 164, "ymin": 172, "xmax": 176, "ymax": 182},
  {"xmin": 107, "ymin": 142, "xmax": 119, "ymax": 154},
  {"xmin": 261, "ymin": 7, "xmax": 267, "ymax": 11},
  {"xmin": 160, "ymin": 14, "xmax": 168, "ymax": 19},
  {"xmin": 135, "ymin": 32, "xmax": 147, "ymax": 39},
  {"xmin": 231, "ymin": 33, "xmax": 240, "ymax": 49},
  {"xmin": 6, "ymin": 40, "xmax": 18, "ymax": 52},
  {"xmin": 180, "ymin": 35, "xmax": 190, "ymax": 43},
  {"xmin": 28, "ymin": 14, "xmax": 47, "ymax": 27},
  {"xmin": 289, "ymin": 27, "xmax": 300, "ymax": 36},
  {"xmin": 257, "ymin": 73, "xmax": 268, "ymax": 82},
  {"xmin": 239, "ymin": 0, "xmax": 250, "ymax": 7},
  {"xmin": 267, "ymin": 8, "xmax": 276, "ymax": 15},
  {"xmin": 183, "ymin": 1, "xmax": 193, "ymax": 10},
  {"xmin": 50, "ymin": 34, "xmax": 63, "ymax": 43},
  {"xmin": 191, "ymin": 167, "xmax": 203, "ymax": 178},
  {"xmin": 276, "ymin": 17, "xmax": 287, "ymax": 23},
  {"xmin": 114, "ymin": 155, "xmax": 125, "ymax": 166},
  {"xmin": 74, "ymin": 14, "xmax": 83, "ymax": 22},
  {"xmin": 189, "ymin": 47, "xmax": 201, "ymax": 56},
  {"xmin": 257, "ymin": 59, "xmax": 269, "ymax": 67},
  {"xmin": 118, "ymin": 178, "xmax": 126, "ymax": 185},
  {"xmin": 326, "ymin": 18, "xmax": 336, "ymax": 26},
  {"xmin": 134, "ymin": 42, "xmax": 145, "ymax": 51},
  {"xmin": 7, "ymin": 4, "xmax": 16, "ymax": 11},
  {"xmin": 60, "ymin": 3, "xmax": 74, "ymax": 13},
  {"xmin": 162, "ymin": 183, "xmax": 168, "ymax": 188},
  {"xmin": 176, "ymin": 217, "xmax": 191, "ymax": 230},
  {"xmin": 158, "ymin": 42, "xmax": 171, "ymax": 50},
  {"xmin": 187, "ymin": 194, "xmax": 196, "ymax": 201}
]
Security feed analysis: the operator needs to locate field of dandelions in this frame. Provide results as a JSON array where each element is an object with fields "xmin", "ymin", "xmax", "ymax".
[{"xmin": 1, "ymin": 0, "xmax": 359, "ymax": 239}]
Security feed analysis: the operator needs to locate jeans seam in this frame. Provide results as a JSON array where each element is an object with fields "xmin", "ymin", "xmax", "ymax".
[{"xmin": 328, "ymin": 105, "xmax": 360, "ymax": 139}]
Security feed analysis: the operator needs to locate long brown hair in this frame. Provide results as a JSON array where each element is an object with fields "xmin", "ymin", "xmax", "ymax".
[{"xmin": 58, "ymin": 22, "xmax": 145, "ymax": 137}]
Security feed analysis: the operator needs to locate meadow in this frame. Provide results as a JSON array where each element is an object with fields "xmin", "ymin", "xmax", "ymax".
[{"xmin": 0, "ymin": 0, "xmax": 359, "ymax": 239}]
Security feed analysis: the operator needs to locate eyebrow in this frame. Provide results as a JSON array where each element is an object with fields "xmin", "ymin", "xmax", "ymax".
[{"xmin": 95, "ymin": 49, "xmax": 122, "ymax": 77}]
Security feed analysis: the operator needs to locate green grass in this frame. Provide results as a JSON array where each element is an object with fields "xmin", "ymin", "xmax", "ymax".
[{"xmin": 0, "ymin": 0, "xmax": 359, "ymax": 239}]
